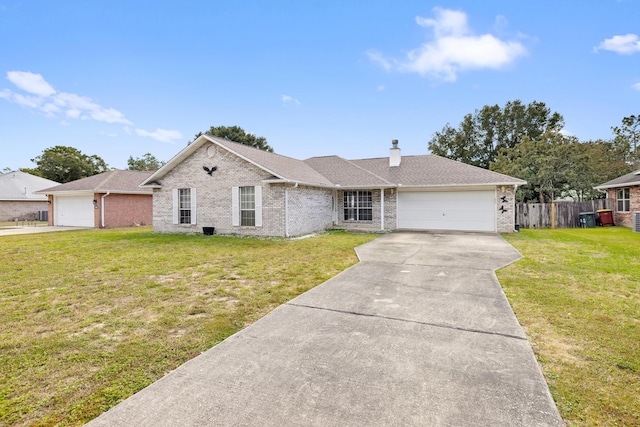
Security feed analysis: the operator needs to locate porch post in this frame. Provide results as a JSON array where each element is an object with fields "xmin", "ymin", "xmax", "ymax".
[{"xmin": 380, "ymin": 188, "xmax": 385, "ymax": 231}]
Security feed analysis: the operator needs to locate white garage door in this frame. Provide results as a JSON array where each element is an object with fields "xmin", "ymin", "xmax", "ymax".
[
  {"xmin": 55, "ymin": 195, "xmax": 95, "ymax": 227},
  {"xmin": 398, "ymin": 190, "xmax": 496, "ymax": 232}
]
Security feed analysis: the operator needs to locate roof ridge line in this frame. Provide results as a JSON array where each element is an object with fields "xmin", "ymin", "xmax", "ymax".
[{"xmin": 338, "ymin": 156, "xmax": 394, "ymax": 186}]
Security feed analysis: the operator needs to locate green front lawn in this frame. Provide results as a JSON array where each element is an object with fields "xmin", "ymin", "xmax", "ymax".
[
  {"xmin": 499, "ymin": 227, "xmax": 640, "ymax": 426},
  {"xmin": 0, "ymin": 227, "xmax": 378, "ymax": 426}
]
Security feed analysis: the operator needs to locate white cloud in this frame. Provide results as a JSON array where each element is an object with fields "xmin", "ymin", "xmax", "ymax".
[
  {"xmin": 282, "ymin": 94, "xmax": 301, "ymax": 105},
  {"xmin": 135, "ymin": 128, "xmax": 183, "ymax": 143},
  {"xmin": 2, "ymin": 70, "xmax": 186, "ymax": 144},
  {"xmin": 368, "ymin": 7, "xmax": 527, "ymax": 82},
  {"xmin": 377, "ymin": 85, "xmax": 385, "ymax": 91},
  {"xmin": 0, "ymin": 70, "xmax": 132, "ymax": 125},
  {"xmin": 7, "ymin": 71, "xmax": 56, "ymax": 96},
  {"xmin": 594, "ymin": 34, "xmax": 640, "ymax": 55},
  {"xmin": 633, "ymin": 82, "xmax": 640, "ymax": 91}
]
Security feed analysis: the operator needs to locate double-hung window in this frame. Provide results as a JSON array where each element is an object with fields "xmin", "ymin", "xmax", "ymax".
[
  {"xmin": 617, "ymin": 188, "xmax": 630, "ymax": 212},
  {"xmin": 172, "ymin": 188, "xmax": 196, "ymax": 225},
  {"xmin": 344, "ymin": 191, "xmax": 372, "ymax": 221},
  {"xmin": 232, "ymin": 186, "xmax": 262, "ymax": 227},
  {"xmin": 240, "ymin": 186, "xmax": 256, "ymax": 226}
]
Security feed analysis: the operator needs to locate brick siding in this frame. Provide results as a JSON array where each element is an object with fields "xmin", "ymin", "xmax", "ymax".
[
  {"xmin": 153, "ymin": 143, "xmax": 335, "ymax": 237},
  {"xmin": 606, "ymin": 186, "xmax": 640, "ymax": 227},
  {"xmin": 95, "ymin": 193, "xmax": 152, "ymax": 228},
  {"xmin": 497, "ymin": 186, "xmax": 517, "ymax": 233}
]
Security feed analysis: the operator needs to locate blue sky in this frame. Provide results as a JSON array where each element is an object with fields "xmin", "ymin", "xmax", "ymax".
[{"xmin": 1, "ymin": 1, "xmax": 639, "ymax": 171}]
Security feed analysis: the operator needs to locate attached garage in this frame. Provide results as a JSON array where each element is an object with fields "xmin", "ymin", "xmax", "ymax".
[
  {"xmin": 54, "ymin": 195, "xmax": 95, "ymax": 227},
  {"xmin": 37, "ymin": 170, "xmax": 153, "ymax": 229},
  {"xmin": 397, "ymin": 190, "xmax": 496, "ymax": 232}
]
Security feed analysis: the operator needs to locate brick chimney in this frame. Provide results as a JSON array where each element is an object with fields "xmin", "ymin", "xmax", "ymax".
[{"xmin": 389, "ymin": 139, "xmax": 401, "ymax": 167}]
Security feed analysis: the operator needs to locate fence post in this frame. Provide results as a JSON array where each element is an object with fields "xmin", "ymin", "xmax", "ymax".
[{"xmin": 551, "ymin": 202, "xmax": 556, "ymax": 229}]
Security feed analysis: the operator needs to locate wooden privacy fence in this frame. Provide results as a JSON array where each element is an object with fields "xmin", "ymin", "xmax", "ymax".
[{"xmin": 516, "ymin": 199, "xmax": 613, "ymax": 229}]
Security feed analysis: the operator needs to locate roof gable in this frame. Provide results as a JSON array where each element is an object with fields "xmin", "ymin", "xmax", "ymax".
[
  {"xmin": 141, "ymin": 135, "xmax": 333, "ymax": 187},
  {"xmin": 37, "ymin": 170, "xmax": 153, "ymax": 194},
  {"xmin": 0, "ymin": 171, "xmax": 59, "ymax": 201}
]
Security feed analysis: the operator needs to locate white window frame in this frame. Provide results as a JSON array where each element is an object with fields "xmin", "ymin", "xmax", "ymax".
[
  {"xmin": 172, "ymin": 188, "xmax": 197, "ymax": 225},
  {"xmin": 232, "ymin": 186, "xmax": 262, "ymax": 227},
  {"xmin": 617, "ymin": 188, "xmax": 630, "ymax": 212},
  {"xmin": 344, "ymin": 190, "xmax": 372, "ymax": 222}
]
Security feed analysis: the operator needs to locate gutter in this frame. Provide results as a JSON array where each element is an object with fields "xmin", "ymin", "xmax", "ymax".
[{"xmin": 101, "ymin": 191, "xmax": 110, "ymax": 228}]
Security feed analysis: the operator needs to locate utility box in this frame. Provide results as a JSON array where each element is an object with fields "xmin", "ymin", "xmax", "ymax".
[
  {"xmin": 596, "ymin": 209, "xmax": 614, "ymax": 226},
  {"xmin": 579, "ymin": 212, "xmax": 596, "ymax": 228}
]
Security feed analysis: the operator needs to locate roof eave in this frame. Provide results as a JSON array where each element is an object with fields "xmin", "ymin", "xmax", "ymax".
[{"xmin": 594, "ymin": 180, "xmax": 640, "ymax": 190}]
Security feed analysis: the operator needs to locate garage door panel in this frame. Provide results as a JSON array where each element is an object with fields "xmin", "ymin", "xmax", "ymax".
[
  {"xmin": 55, "ymin": 196, "xmax": 94, "ymax": 227},
  {"xmin": 398, "ymin": 191, "xmax": 496, "ymax": 232}
]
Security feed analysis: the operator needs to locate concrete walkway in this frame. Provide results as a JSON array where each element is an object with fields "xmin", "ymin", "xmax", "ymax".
[{"xmin": 87, "ymin": 232, "xmax": 563, "ymax": 426}]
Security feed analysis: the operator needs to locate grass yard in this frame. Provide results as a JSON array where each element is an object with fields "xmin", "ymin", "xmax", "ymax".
[
  {"xmin": 499, "ymin": 227, "xmax": 640, "ymax": 426},
  {"xmin": 0, "ymin": 227, "xmax": 378, "ymax": 426}
]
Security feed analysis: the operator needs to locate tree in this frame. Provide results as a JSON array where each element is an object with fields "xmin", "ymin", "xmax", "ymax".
[
  {"xmin": 492, "ymin": 132, "xmax": 577, "ymax": 203},
  {"xmin": 429, "ymin": 100, "xmax": 564, "ymax": 169},
  {"xmin": 491, "ymin": 133, "xmax": 632, "ymax": 203},
  {"xmin": 127, "ymin": 153, "xmax": 165, "ymax": 171},
  {"xmin": 612, "ymin": 115, "xmax": 640, "ymax": 167},
  {"xmin": 192, "ymin": 125, "xmax": 274, "ymax": 152},
  {"xmin": 23, "ymin": 146, "xmax": 109, "ymax": 183}
]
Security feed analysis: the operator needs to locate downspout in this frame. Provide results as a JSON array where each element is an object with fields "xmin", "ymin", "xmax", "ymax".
[
  {"xmin": 101, "ymin": 191, "xmax": 110, "ymax": 228},
  {"xmin": 285, "ymin": 187, "xmax": 289, "ymax": 238},
  {"xmin": 380, "ymin": 188, "xmax": 385, "ymax": 231}
]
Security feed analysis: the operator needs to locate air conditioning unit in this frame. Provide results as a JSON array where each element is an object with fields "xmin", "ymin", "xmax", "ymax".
[{"xmin": 633, "ymin": 212, "xmax": 640, "ymax": 233}]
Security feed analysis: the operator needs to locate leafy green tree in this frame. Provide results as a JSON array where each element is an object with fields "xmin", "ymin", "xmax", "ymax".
[
  {"xmin": 192, "ymin": 125, "xmax": 274, "ymax": 152},
  {"xmin": 429, "ymin": 100, "xmax": 564, "ymax": 169},
  {"xmin": 127, "ymin": 153, "xmax": 165, "ymax": 171},
  {"xmin": 492, "ymin": 132, "xmax": 577, "ymax": 203},
  {"xmin": 612, "ymin": 115, "xmax": 640, "ymax": 166},
  {"xmin": 22, "ymin": 146, "xmax": 109, "ymax": 183}
]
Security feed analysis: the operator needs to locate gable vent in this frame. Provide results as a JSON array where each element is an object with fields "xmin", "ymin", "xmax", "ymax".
[{"xmin": 633, "ymin": 212, "xmax": 640, "ymax": 233}]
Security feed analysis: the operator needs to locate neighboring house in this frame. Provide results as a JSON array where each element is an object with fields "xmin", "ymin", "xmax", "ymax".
[
  {"xmin": 594, "ymin": 169, "xmax": 640, "ymax": 227},
  {"xmin": 0, "ymin": 171, "xmax": 59, "ymax": 221},
  {"xmin": 37, "ymin": 170, "xmax": 153, "ymax": 228},
  {"xmin": 140, "ymin": 135, "xmax": 526, "ymax": 237}
]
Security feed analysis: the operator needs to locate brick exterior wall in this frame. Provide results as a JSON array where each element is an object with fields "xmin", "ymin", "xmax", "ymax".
[
  {"xmin": 0, "ymin": 201, "xmax": 49, "ymax": 221},
  {"xmin": 95, "ymin": 193, "xmax": 153, "ymax": 228},
  {"xmin": 152, "ymin": 143, "xmax": 335, "ymax": 237},
  {"xmin": 153, "ymin": 143, "xmax": 520, "ymax": 236},
  {"xmin": 497, "ymin": 186, "xmax": 517, "ymax": 233},
  {"xmin": 285, "ymin": 185, "xmax": 334, "ymax": 236},
  {"xmin": 606, "ymin": 186, "xmax": 640, "ymax": 227}
]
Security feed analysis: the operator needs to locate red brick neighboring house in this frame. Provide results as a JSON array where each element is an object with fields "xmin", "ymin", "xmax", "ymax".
[
  {"xmin": 0, "ymin": 171, "xmax": 59, "ymax": 221},
  {"xmin": 36, "ymin": 170, "xmax": 153, "ymax": 228},
  {"xmin": 594, "ymin": 169, "xmax": 640, "ymax": 227}
]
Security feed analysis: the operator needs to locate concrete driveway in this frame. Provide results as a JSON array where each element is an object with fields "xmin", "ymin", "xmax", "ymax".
[
  {"xmin": 87, "ymin": 232, "xmax": 563, "ymax": 426},
  {"xmin": 0, "ymin": 226, "xmax": 90, "ymax": 236}
]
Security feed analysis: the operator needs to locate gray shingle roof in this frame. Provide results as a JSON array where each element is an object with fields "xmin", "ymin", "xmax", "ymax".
[
  {"xmin": 348, "ymin": 155, "xmax": 526, "ymax": 187},
  {"xmin": 594, "ymin": 169, "xmax": 640, "ymax": 189},
  {"xmin": 38, "ymin": 170, "xmax": 154, "ymax": 194},
  {"xmin": 0, "ymin": 171, "xmax": 59, "ymax": 201},
  {"xmin": 213, "ymin": 138, "xmax": 333, "ymax": 186},
  {"xmin": 141, "ymin": 135, "xmax": 526, "ymax": 189}
]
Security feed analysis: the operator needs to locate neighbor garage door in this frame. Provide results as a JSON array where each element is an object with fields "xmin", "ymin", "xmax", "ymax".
[
  {"xmin": 54, "ymin": 195, "xmax": 94, "ymax": 227},
  {"xmin": 397, "ymin": 190, "xmax": 496, "ymax": 232}
]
